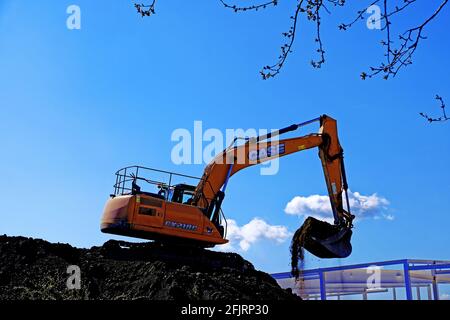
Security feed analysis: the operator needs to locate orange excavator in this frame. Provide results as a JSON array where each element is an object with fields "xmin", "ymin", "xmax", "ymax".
[{"xmin": 101, "ymin": 115, "xmax": 354, "ymax": 259}]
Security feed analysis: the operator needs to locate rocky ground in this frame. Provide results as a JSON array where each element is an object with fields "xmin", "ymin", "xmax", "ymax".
[{"xmin": 0, "ymin": 235, "xmax": 299, "ymax": 300}]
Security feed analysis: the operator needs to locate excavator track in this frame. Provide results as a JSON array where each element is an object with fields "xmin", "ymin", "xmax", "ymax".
[{"xmin": 100, "ymin": 240, "xmax": 253, "ymax": 272}]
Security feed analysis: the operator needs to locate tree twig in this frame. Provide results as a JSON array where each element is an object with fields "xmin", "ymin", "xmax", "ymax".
[
  {"xmin": 359, "ymin": 0, "xmax": 448, "ymax": 80},
  {"xmin": 420, "ymin": 95, "xmax": 449, "ymax": 123},
  {"xmin": 134, "ymin": 0, "xmax": 448, "ymax": 81},
  {"xmin": 219, "ymin": 0, "xmax": 278, "ymax": 12},
  {"xmin": 135, "ymin": 1, "xmax": 156, "ymax": 17}
]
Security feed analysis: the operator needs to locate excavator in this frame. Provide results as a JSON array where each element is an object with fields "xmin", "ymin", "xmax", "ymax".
[{"xmin": 101, "ymin": 115, "xmax": 354, "ymax": 259}]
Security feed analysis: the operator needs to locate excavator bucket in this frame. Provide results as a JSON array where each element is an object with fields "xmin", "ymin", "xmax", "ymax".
[{"xmin": 293, "ymin": 217, "xmax": 352, "ymax": 259}]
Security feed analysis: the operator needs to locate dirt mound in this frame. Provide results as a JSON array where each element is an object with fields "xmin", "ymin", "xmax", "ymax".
[{"xmin": 0, "ymin": 235, "xmax": 299, "ymax": 300}]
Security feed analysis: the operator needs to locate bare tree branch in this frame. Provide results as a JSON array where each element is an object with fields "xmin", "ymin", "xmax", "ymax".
[
  {"xmin": 219, "ymin": 0, "xmax": 448, "ymax": 80},
  {"xmin": 219, "ymin": 0, "xmax": 278, "ymax": 12},
  {"xmin": 135, "ymin": 1, "xmax": 156, "ymax": 17},
  {"xmin": 356, "ymin": 0, "xmax": 448, "ymax": 80},
  {"xmin": 260, "ymin": 1, "xmax": 302, "ymax": 79},
  {"xmin": 420, "ymin": 95, "xmax": 449, "ymax": 123},
  {"xmin": 134, "ymin": 0, "xmax": 448, "ymax": 81},
  {"xmin": 221, "ymin": 0, "xmax": 345, "ymax": 79}
]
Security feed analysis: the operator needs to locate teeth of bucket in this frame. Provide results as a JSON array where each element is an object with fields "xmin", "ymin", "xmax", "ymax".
[{"xmin": 295, "ymin": 217, "xmax": 352, "ymax": 259}]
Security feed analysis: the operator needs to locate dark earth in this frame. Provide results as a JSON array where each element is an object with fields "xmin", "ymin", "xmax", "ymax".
[
  {"xmin": 290, "ymin": 216, "xmax": 345, "ymax": 279},
  {"xmin": 0, "ymin": 235, "xmax": 300, "ymax": 300}
]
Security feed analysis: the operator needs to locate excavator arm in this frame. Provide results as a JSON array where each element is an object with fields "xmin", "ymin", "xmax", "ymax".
[{"xmin": 193, "ymin": 114, "xmax": 354, "ymax": 259}]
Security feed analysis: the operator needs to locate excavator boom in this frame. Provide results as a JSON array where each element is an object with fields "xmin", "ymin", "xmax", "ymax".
[{"xmin": 192, "ymin": 115, "xmax": 354, "ymax": 258}]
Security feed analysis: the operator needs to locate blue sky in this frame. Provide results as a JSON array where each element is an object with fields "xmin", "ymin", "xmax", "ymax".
[{"xmin": 0, "ymin": 0, "xmax": 449, "ymax": 276}]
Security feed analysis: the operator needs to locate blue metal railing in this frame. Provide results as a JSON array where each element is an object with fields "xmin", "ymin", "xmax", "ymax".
[{"xmin": 271, "ymin": 259, "xmax": 450, "ymax": 300}]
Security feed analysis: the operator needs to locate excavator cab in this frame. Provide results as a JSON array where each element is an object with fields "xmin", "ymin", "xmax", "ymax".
[
  {"xmin": 170, "ymin": 184, "xmax": 196, "ymax": 205},
  {"xmin": 130, "ymin": 174, "xmax": 196, "ymax": 205}
]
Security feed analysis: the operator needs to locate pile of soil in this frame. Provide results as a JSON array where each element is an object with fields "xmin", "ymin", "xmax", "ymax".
[{"xmin": 0, "ymin": 235, "xmax": 299, "ymax": 300}]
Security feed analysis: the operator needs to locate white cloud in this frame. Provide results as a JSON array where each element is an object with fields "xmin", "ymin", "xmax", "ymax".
[
  {"xmin": 441, "ymin": 293, "xmax": 450, "ymax": 300},
  {"xmin": 285, "ymin": 190, "xmax": 391, "ymax": 221},
  {"xmin": 285, "ymin": 194, "xmax": 334, "ymax": 222},
  {"xmin": 216, "ymin": 218, "xmax": 291, "ymax": 252}
]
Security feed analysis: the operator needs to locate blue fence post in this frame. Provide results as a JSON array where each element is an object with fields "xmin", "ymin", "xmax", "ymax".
[
  {"xmin": 319, "ymin": 271, "xmax": 326, "ymax": 300},
  {"xmin": 403, "ymin": 262, "xmax": 413, "ymax": 300},
  {"xmin": 431, "ymin": 270, "xmax": 440, "ymax": 300}
]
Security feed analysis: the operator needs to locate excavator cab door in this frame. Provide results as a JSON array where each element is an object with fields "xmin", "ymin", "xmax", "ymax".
[{"xmin": 299, "ymin": 217, "xmax": 353, "ymax": 259}]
